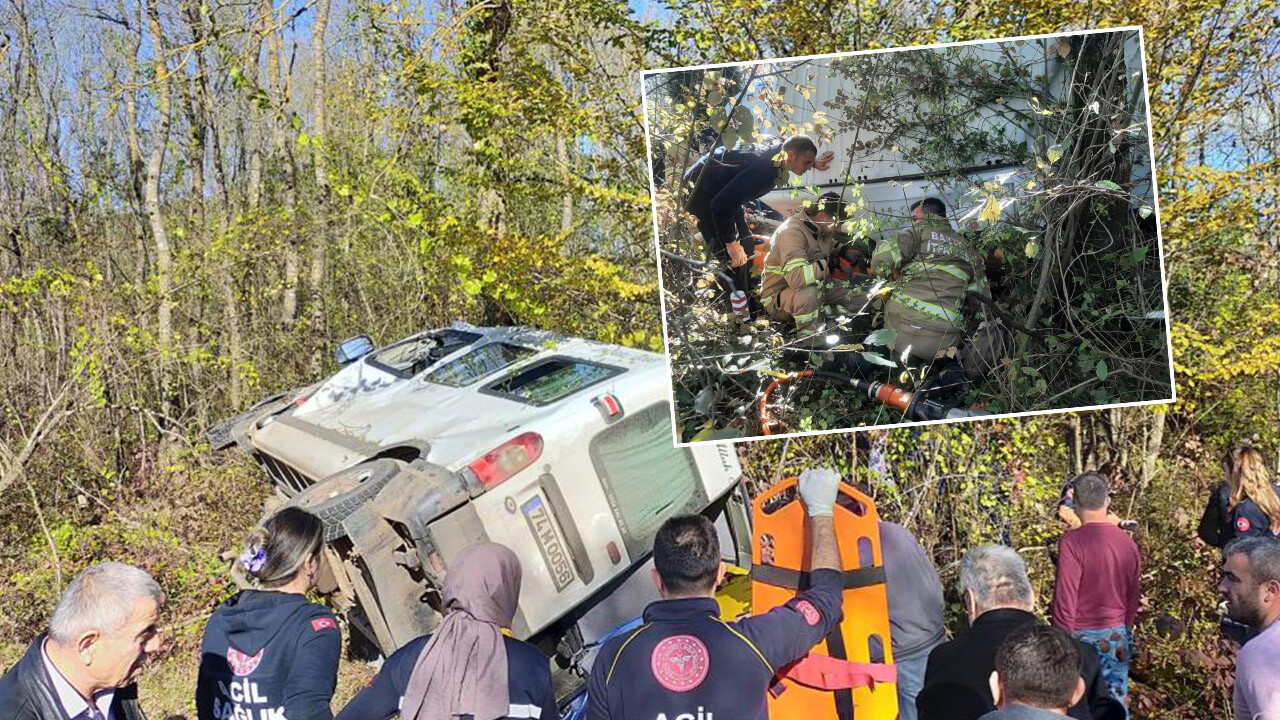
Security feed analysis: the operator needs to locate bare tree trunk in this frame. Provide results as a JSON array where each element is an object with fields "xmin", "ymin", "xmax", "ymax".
[
  {"xmin": 1141, "ymin": 407, "xmax": 1166, "ymax": 488},
  {"xmin": 552, "ymin": 61, "xmax": 573, "ymax": 234},
  {"xmin": 1069, "ymin": 414, "xmax": 1083, "ymax": 475},
  {"xmin": 308, "ymin": 0, "xmax": 331, "ymax": 373},
  {"xmin": 179, "ymin": 77, "xmax": 205, "ymax": 226},
  {"xmin": 186, "ymin": 0, "xmax": 243, "ymax": 409},
  {"xmin": 143, "ymin": 0, "xmax": 174, "ymax": 427},
  {"xmin": 119, "ymin": 0, "xmax": 149, "ymax": 285},
  {"xmin": 262, "ymin": 0, "xmax": 300, "ymax": 327}
]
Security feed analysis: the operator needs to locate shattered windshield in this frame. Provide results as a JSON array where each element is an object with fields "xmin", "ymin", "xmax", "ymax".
[
  {"xmin": 485, "ymin": 358, "xmax": 622, "ymax": 405},
  {"xmin": 425, "ymin": 342, "xmax": 537, "ymax": 387},
  {"xmin": 368, "ymin": 329, "xmax": 482, "ymax": 377}
]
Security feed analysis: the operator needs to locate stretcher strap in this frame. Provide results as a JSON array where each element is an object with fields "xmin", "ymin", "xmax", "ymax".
[
  {"xmin": 783, "ymin": 653, "xmax": 898, "ymax": 690},
  {"xmin": 751, "ymin": 563, "xmax": 887, "ymax": 590},
  {"xmin": 823, "ymin": 620, "xmax": 857, "ymax": 720}
]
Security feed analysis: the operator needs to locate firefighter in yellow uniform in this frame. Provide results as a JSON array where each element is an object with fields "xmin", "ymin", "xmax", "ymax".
[
  {"xmin": 872, "ymin": 197, "xmax": 988, "ymax": 362},
  {"xmin": 760, "ymin": 192, "xmax": 874, "ymax": 345}
]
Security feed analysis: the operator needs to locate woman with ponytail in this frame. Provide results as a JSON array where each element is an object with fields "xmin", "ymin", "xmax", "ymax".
[
  {"xmin": 1198, "ymin": 445, "xmax": 1280, "ymax": 548},
  {"xmin": 196, "ymin": 506, "xmax": 341, "ymax": 720}
]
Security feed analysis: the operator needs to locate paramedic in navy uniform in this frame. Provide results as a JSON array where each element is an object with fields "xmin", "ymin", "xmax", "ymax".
[
  {"xmin": 334, "ymin": 541, "xmax": 556, "ymax": 720},
  {"xmin": 586, "ymin": 468, "xmax": 845, "ymax": 720},
  {"xmin": 196, "ymin": 507, "xmax": 341, "ymax": 720}
]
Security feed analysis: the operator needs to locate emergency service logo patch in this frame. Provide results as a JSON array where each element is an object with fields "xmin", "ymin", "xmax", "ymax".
[
  {"xmin": 794, "ymin": 600, "xmax": 821, "ymax": 626},
  {"xmin": 227, "ymin": 647, "xmax": 264, "ymax": 676},
  {"xmin": 651, "ymin": 635, "xmax": 710, "ymax": 692},
  {"xmin": 311, "ymin": 617, "xmax": 337, "ymax": 632},
  {"xmin": 1237, "ymin": 516, "xmax": 1253, "ymax": 533}
]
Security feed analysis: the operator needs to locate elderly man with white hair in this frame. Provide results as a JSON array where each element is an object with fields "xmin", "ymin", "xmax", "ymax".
[
  {"xmin": 0, "ymin": 562, "xmax": 164, "ymax": 720},
  {"xmin": 915, "ymin": 545, "xmax": 1123, "ymax": 720}
]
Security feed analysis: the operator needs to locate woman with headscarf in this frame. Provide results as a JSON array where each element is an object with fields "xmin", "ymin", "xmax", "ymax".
[
  {"xmin": 335, "ymin": 542, "xmax": 556, "ymax": 720},
  {"xmin": 1198, "ymin": 445, "xmax": 1280, "ymax": 548},
  {"xmin": 197, "ymin": 506, "xmax": 341, "ymax": 720}
]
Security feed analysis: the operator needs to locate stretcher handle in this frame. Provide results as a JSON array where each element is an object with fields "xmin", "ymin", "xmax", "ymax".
[{"xmin": 753, "ymin": 475, "xmax": 875, "ymax": 520}]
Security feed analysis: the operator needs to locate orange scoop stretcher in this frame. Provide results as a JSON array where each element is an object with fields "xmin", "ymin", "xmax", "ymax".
[{"xmin": 751, "ymin": 477, "xmax": 899, "ymax": 720}]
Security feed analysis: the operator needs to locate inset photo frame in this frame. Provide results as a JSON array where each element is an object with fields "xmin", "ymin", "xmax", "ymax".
[{"xmin": 641, "ymin": 27, "xmax": 1173, "ymax": 444}]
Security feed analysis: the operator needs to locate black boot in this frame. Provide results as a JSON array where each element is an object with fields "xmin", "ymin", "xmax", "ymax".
[{"xmin": 916, "ymin": 357, "xmax": 969, "ymax": 400}]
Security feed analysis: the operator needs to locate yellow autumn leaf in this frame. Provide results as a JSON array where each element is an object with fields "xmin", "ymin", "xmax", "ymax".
[{"xmin": 980, "ymin": 195, "xmax": 1001, "ymax": 223}]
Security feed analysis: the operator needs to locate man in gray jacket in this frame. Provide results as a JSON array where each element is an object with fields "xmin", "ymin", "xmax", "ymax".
[{"xmin": 880, "ymin": 521, "xmax": 945, "ymax": 720}]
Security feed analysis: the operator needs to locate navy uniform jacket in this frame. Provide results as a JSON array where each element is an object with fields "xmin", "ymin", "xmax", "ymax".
[
  {"xmin": 1197, "ymin": 482, "xmax": 1280, "ymax": 548},
  {"xmin": 334, "ymin": 633, "xmax": 556, "ymax": 720},
  {"xmin": 683, "ymin": 140, "xmax": 786, "ymax": 247},
  {"xmin": 586, "ymin": 568, "xmax": 843, "ymax": 720},
  {"xmin": 196, "ymin": 590, "xmax": 341, "ymax": 720}
]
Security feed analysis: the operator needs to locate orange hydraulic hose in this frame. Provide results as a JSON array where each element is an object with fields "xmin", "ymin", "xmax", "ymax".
[
  {"xmin": 759, "ymin": 370, "xmax": 919, "ymax": 435},
  {"xmin": 759, "ymin": 371, "xmax": 814, "ymax": 436}
]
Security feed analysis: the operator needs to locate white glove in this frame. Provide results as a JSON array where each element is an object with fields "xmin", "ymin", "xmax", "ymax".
[{"xmin": 797, "ymin": 467, "xmax": 841, "ymax": 517}]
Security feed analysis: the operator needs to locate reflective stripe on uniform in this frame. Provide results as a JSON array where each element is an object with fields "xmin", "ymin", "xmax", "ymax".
[
  {"xmin": 794, "ymin": 308, "xmax": 820, "ymax": 324},
  {"xmin": 875, "ymin": 238, "xmax": 902, "ymax": 267},
  {"xmin": 896, "ymin": 294, "xmax": 963, "ymax": 325},
  {"xmin": 933, "ymin": 264, "xmax": 971, "ymax": 283},
  {"xmin": 783, "ymin": 257, "xmax": 817, "ymax": 286},
  {"xmin": 761, "ymin": 293, "xmax": 775, "ymax": 307},
  {"xmin": 507, "ymin": 705, "xmax": 544, "ymax": 719}
]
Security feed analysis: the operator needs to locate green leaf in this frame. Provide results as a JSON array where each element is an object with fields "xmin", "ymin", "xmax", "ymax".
[
  {"xmin": 1132, "ymin": 248, "xmax": 1148, "ymax": 264},
  {"xmin": 863, "ymin": 328, "xmax": 898, "ymax": 347},
  {"xmin": 1047, "ymin": 145, "xmax": 1064, "ymax": 163},
  {"xmin": 1138, "ymin": 206, "xmax": 1153, "ymax": 219},
  {"xmin": 1095, "ymin": 180, "xmax": 1122, "ymax": 191},
  {"xmin": 1095, "ymin": 359, "xmax": 1109, "ymax": 381},
  {"xmin": 406, "ymin": 210, "xmax": 423, "ymax": 227},
  {"xmin": 859, "ymin": 351, "xmax": 897, "ymax": 368},
  {"xmin": 1025, "ymin": 240, "xmax": 1038, "ymax": 258},
  {"xmin": 1021, "ymin": 366, "xmax": 1040, "ymax": 377}
]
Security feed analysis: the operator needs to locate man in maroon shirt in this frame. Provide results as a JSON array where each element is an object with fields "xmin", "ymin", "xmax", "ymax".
[{"xmin": 1051, "ymin": 472, "xmax": 1140, "ymax": 716}]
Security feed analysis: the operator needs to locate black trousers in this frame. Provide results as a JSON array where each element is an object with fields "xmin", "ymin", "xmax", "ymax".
[{"xmin": 686, "ymin": 190, "xmax": 754, "ymax": 297}]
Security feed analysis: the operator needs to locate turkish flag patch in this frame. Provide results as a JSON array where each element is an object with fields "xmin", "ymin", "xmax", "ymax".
[
  {"xmin": 311, "ymin": 617, "xmax": 337, "ymax": 632},
  {"xmin": 1236, "ymin": 516, "xmax": 1253, "ymax": 533}
]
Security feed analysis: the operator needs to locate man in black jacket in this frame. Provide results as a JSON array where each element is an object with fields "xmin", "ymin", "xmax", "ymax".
[
  {"xmin": 683, "ymin": 134, "xmax": 834, "ymax": 305},
  {"xmin": 917, "ymin": 545, "xmax": 1124, "ymax": 720},
  {"xmin": 0, "ymin": 562, "xmax": 164, "ymax": 720}
]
